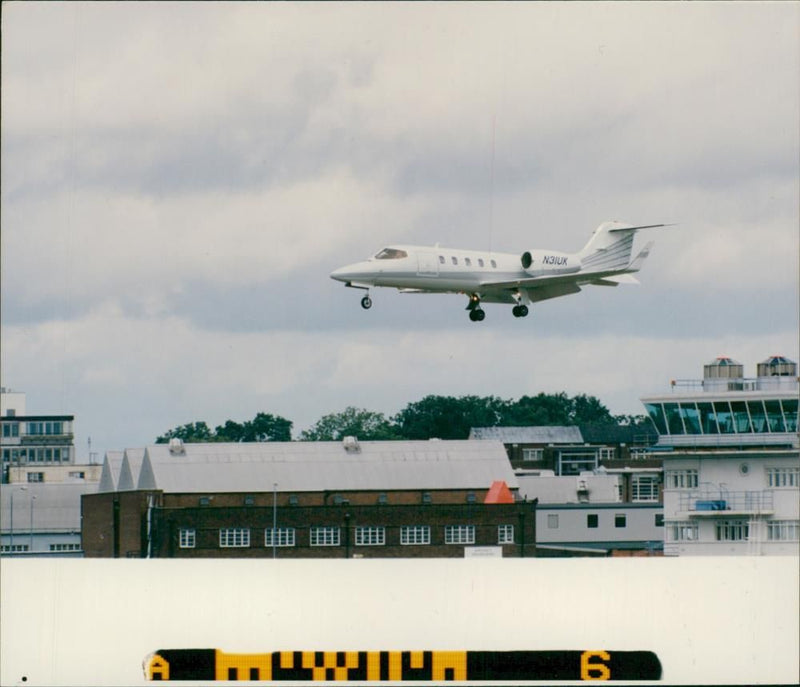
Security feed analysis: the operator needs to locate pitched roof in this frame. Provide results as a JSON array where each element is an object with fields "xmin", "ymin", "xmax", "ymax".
[
  {"xmin": 134, "ymin": 440, "xmax": 518, "ymax": 494},
  {"xmin": 469, "ymin": 426, "xmax": 583, "ymax": 444}
]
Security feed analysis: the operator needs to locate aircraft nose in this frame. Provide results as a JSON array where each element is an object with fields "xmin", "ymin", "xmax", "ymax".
[{"xmin": 330, "ymin": 265, "xmax": 351, "ymax": 282}]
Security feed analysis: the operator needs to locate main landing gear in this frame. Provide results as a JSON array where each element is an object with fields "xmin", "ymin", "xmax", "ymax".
[
  {"xmin": 466, "ymin": 294, "xmax": 485, "ymax": 322},
  {"xmin": 512, "ymin": 304, "xmax": 529, "ymax": 318}
]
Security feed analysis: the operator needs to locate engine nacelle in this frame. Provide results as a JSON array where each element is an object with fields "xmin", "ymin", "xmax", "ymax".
[{"xmin": 520, "ymin": 250, "xmax": 581, "ymax": 276}]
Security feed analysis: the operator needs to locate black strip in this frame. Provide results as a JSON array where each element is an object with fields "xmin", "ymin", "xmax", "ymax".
[
  {"xmin": 466, "ymin": 651, "xmax": 661, "ymax": 681},
  {"xmin": 152, "ymin": 649, "xmax": 215, "ymax": 680}
]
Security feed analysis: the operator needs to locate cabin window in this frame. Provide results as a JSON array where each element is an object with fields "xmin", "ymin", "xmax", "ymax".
[
  {"xmin": 490, "ymin": 259, "xmax": 497, "ymax": 268},
  {"xmin": 439, "ymin": 255, "xmax": 445, "ymax": 264},
  {"xmin": 374, "ymin": 248, "xmax": 408, "ymax": 260},
  {"xmin": 451, "ymin": 256, "xmax": 458, "ymax": 265},
  {"xmin": 478, "ymin": 258, "xmax": 485, "ymax": 267},
  {"xmin": 465, "ymin": 257, "xmax": 472, "ymax": 267}
]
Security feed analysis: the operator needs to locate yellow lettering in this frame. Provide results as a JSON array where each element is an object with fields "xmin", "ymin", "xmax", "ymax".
[
  {"xmin": 147, "ymin": 654, "xmax": 169, "ymax": 681},
  {"xmin": 580, "ymin": 650, "xmax": 611, "ymax": 681}
]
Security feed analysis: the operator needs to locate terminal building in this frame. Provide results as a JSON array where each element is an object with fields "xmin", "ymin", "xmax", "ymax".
[
  {"xmin": 82, "ymin": 438, "xmax": 537, "ymax": 559},
  {"xmin": 641, "ymin": 355, "xmax": 799, "ymax": 556},
  {"xmin": 1, "ymin": 388, "xmax": 76, "ymax": 483}
]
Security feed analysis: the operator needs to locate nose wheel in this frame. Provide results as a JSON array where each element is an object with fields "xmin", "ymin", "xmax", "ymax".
[{"xmin": 360, "ymin": 295, "xmax": 373, "ymax": 310}]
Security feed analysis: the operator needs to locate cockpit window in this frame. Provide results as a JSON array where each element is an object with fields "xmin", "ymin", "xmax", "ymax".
[{"xmin": 374, "ymin": 248, "xmax": 408, "ymax": 260}]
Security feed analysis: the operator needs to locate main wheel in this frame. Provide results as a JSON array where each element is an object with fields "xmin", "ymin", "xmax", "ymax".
[
  {"xmin": 518, "ymin": 304, "xmax": 529, "ymax": 317},
  {"xmin": 361, "ymin": 295, "xmax": 372, "ymax": 310},
  {"xmin": 469, "ymin": 308, "xmax": 485, "ymax": 322}
]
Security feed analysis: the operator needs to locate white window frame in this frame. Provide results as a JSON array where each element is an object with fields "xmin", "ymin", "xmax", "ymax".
[
  {"xmin": 766, "ymin": 520, "xmax": 799, "ymax": 541},
  {"xmin": 355, "ymin": 526, "xmax": 386, "ymax": 546},
  {"xmin": 632, "ymin": 475, "xmax": 660, "ymax": 502},
  {"xmin": 400, "ymin": 525, "xmax": 430, "ymax": 545},
  {"xmin": 219, "ymin": 528, "xmax": 250, "ymax": 548},
  {"xmin": 179, "ymin": 528, "xmax": 196, "ymax": 549},
  {"xmin": 444, "ymin": 525, "xmax": 475, "ymax": 545},
  {"xmin": 265, "ymin": 527, "xmax": 296, "ymax": 548},
  {"xmin": 665, "ymin": 469, "xmax": 699, "ymax": 489},
  {"xmin": 766, "ymin": 467, "xmax": 799, "ymax": 488},
  {"xmin": 666, "ymin": 521, "xmax": 698, "ymax": 542},
  {"xmin": 522, "ymin": 448, "xmax": 544, "ymax": 461},
  {"xmin": 310, "ymin": 526, "xmax": 340, "ymax": 547},
  {"xmin": 497, "ymin": 524, "xmax": 514, "ymax": 544},
  {"xmin": 49, "ymin": 543, "xmax": 81, "ymax": 552},
  {"xmin": 715, "ymin": 520, "xmax": 749, "ymax": 542}
]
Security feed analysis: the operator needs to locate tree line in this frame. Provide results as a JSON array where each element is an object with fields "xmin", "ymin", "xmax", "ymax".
[{"xmin": 155, "ymin": 393, "xmax": 650, "ymax": 444}]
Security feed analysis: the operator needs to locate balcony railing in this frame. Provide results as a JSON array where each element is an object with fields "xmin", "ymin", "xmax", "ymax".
[{"xmin": 678, "ymin": 490, "xmax": 774, "ymax": 514}]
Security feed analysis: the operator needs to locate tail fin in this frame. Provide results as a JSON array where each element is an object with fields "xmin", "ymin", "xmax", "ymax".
[{"xmin": 579, "ymin": 221, "xmax": 668, "ymax": 272}]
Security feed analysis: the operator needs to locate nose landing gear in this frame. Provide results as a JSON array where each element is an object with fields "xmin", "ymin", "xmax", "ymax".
[{"xmin": 360, "ymin": 295, "xmax": 372, "ymax": 310}]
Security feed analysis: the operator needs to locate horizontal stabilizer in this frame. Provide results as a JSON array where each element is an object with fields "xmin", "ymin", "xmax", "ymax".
[
  {"xmin": 608, "ymin": 223, "xmax": 675, "ymax": 233},
  {"xmin": 591, "ymin": 274, "xmax": 640, "ymax": 286}
]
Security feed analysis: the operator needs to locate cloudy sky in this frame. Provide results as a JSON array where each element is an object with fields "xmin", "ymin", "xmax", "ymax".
[{"xmin": 2, "ymin": 2, "xmax": 798, "ymax": 458}]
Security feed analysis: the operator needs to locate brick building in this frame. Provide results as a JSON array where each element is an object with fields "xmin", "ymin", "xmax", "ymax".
[{"xmin": 82, "ymin": 438, "xmax": 537, "ymax": 558}]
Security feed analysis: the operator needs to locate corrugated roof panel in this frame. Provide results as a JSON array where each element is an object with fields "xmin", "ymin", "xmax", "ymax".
[
  {"xmin": 138, "ymin": 440, "xmax": 518, "ymax": 494},
  {"xmin": 470, "ymin": 426, "xmax": 583, "ymax": 444}
]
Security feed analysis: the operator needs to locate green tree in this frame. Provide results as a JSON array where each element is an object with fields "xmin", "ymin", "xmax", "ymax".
[
  {"xmin": 299, "ymin": 407, "xmax": 399, "ymax": 441},
  {"xmin": 393, "ymin": 395, "xmax": 508, "ymax": 440},
  {"xmin": 157, "ymin": 413, "xmax": 293, "ymax": 443},
  {"xmin": 156, "ymin": 421, "xmax": 214, "ymax": 444}
]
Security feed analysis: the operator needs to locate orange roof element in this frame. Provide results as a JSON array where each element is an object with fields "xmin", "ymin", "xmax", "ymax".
[{"xmin": 484, "ymin": 480, "xmax": 514, "ymax": 504}]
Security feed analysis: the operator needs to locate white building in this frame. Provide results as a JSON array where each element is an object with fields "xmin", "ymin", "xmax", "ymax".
[
  {"xmin": 1, "ymin": 388, "xmax": 76, "ymax": 483},
  {"xmin": 641, "ymin": 356, "xmax": 799, "ymax": 556}
]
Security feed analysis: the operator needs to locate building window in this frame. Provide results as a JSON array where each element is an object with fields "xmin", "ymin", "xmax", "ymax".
[
  {"xmin": 2, "ymin": 423, "xmax": 19, "ymax": 438},
  {"xmin": 655, "ymin": 514, "xmax": 665, "ymax": 527},
  {"xmin": 466, "ymin": 492, "xmax": 476, "ymax": 504},
  {"xmin": 310, "ymin": 526, "xmax": 340, "ymax": 547},
  {"xmin": 666, "ymin": 521, "xmax": 698, "ymax": 541},
  {"xmin": 586, "ymin": 514, "xmax": 598, "ymax": 528},
  {"xmin": 615, "ymin": 514, "xmax": 627, "ymax": 528},
  {"xmin": 521, "ymin": 448, "xmax": 544, "ymax": 461},
  {"xmin": 766, "ymin": 467, "xmax": 799, "ymax": 488},
  {"xmin": 179, "ymin": 528, "xmax": 196, "ymax": 549},
  {"xmin": 715, "ymin": 520, "xmax": 749, "ymax": 542},
  {"xmin": 219, "ymin": 528, "xmax": 250, "ymax": 548},
  {"xmin": 665, "ymin": 469, "xmax": 699, "ymax": 489},
  {"xmin": 49, "ymin": 543, "xmax": 81, "ymax": 552},
  {"xmin": 445, "ymin": 525, "xmax": 475, "ymax": 545},
  {"xmin": 400, "ymin": 525, "xmax": 430, "ymax": 545},
  {"xmin": 355, "ymin": 526, "xmax": 385, "ymax": 546},
  {"xmin": 377, "ymin": 493, "xmax": 388, "ymax": 505},
  {"xmin": 599, "ymin": 447, "xmax": 616, "ymax": 461},
  {"xmin": 632, "ymin": 475, "xmax": 660, "ymax": 502},
  {"xmin": 766, "ymin": 521, "xmax": 799, "ymax": 541},
  {"xmin": 421, "ymin": 492, "xmax": 432, "ymax": 504},
  {"xmin": 547, "ymin": 514, "xmax": 559, "ymax": 529},
  {"xmin": 557, "ymin": 450, "xmax": 598, "ymax": 475},
  {"xmin": 497, "ymin": 525, "xmax": 514, "ymax": 544},
  {"xmin": 0, "ymin": 544, "xmax": 29, "ymax": 553},
  {"xmin": 27, "ymin": 472, "xmax": 44, "ymax": 483},
  {"xmin": 265, "ymin": 527, "xmax": 296, "ymax": 547}
]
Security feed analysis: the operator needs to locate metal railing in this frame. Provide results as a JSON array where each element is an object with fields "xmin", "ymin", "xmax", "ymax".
[{"xmin": 678, "ymin": 489, "xmax": 774, "ymax": 513}]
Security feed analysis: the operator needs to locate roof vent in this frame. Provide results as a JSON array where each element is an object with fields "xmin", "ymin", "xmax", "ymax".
[
  {"xmin": 168, "ymin": 438, "xmax": 185, "ymax": 455},
  {"xmin": 703, "ymin": 356, "xmax": 744, "ymax": 392},
  {"xmin": 342, "ymin": 436, "xmax": 360, "ymax": 453},
  {"xmin": 756, "ymin": 355, "xmax": 798, "ymax": 391}
]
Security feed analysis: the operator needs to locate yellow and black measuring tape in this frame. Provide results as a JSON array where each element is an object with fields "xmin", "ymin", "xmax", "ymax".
[{"xmin": 145, "ymin": 649, "xmax": 661, "ymax": 681}]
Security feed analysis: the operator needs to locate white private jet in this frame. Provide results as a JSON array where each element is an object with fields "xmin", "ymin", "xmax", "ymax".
[{"xmin": 331, "ymin": 221, "xmax": 670, "ymax": 321}]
